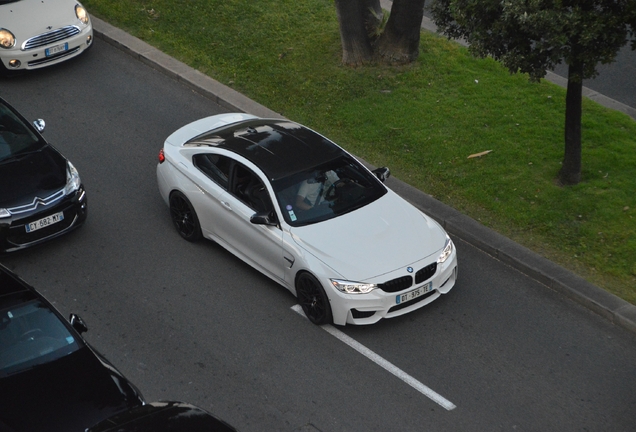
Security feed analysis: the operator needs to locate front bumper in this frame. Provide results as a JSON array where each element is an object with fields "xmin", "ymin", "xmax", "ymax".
[
  {"xmin": 0, "ymin": 186, "xmax": 87, "ymax": 253},
  {"xmin": 325, "ymin": 248, "xmax": 458, "ymax": 325},
  {"xmin": 0, "ymin": 24, "xmax": 93, "ymax": 71}
]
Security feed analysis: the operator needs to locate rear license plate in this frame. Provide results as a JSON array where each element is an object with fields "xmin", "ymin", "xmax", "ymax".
[
  {"xmin": 396, "ymin": 282, "xmax": 433, "ymax": 305},
  {"xmin": 45, "ymin": 43, "xmax": 68, "ymax": 56},
  {"xmin": 25, "ymin": 212, "xmax": 64, "ymax": 233}
]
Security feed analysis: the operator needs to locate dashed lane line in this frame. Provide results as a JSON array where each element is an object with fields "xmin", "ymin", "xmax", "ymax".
[{"xmin": 291, "ymin": 304, "xmax": 456, "ymax": 411}]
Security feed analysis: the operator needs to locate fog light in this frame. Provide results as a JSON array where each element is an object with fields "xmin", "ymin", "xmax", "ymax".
[
  {"xmin": 8, "ymin": 59, "xmax": 20, "ymax": 68},
  {"xmin": 86, "ymin": 35, "xmax": 92, "ymax": 45}
]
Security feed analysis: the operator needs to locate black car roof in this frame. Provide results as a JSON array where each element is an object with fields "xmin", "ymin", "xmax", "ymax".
[{"xmin": 185, "ymin": 119, "xmax": 346, "ymax": 181}]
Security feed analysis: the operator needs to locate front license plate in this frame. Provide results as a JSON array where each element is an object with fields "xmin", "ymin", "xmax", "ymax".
[
  {"xmin": 25, "ymin": 212, "xmax": 64, "ymax": 233},
  {"xmin": 396, "ymin": 282, "xmax": 433, "ymax": 305},
  {"xmin": 45, "ymin": 43, "xmax": 68, "ymax": 56}
]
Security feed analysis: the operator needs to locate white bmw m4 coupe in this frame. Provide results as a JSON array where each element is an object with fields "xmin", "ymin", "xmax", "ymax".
[{"xmin": 157, "ymin": 113, "xmax": 458, "ymax": 326}]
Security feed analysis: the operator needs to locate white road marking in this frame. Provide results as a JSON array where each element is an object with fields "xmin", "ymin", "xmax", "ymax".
[{"xmin": 291, "ymin": 304, "xmax": 456, "ymax": 411}]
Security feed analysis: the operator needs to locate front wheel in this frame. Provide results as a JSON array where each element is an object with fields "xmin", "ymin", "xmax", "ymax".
[
  {"xmin": 296, "ymin": 272, "xmax": 332, "ymax": 325},
  {"xmin": 169, "ymin": 191, "xmax": 202, "ymax": 242}
]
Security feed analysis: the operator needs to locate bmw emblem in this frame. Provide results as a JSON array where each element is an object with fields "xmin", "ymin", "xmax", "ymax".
[{"xmin": 407, "ymin": 267, "xmax": 413, "ymax": 273}]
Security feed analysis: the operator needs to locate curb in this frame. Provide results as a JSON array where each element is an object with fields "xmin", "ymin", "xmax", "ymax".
[{"xmin": 91, "ymin": 17, "xmax": 636, "ymax": 335}]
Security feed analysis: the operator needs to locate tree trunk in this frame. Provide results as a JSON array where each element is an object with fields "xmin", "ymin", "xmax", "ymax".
[
  {"xmin": 558, "ymin": 63, "xmax": 583, "ymax": 186},
  {"xmin": 334, "ymin": 0, "xmax": 375, "ymax": 66},
  {"xmin": 375, "ymin": 0, "xmax": 426, "ymax": 64}
]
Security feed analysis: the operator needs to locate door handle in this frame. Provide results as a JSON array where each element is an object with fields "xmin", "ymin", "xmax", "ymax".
[{"xmin": 221, "ymin": 201, "xmax": 232, "ymax": 210}]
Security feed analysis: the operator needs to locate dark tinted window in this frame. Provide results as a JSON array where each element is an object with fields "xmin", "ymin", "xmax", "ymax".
[
  {"xmin": 231, "ymin": 164, "xmax": 273, "ymax": 214},
  {"xmin": 193, "ymin": 153, "xmax": 231, "ymax": 189}
]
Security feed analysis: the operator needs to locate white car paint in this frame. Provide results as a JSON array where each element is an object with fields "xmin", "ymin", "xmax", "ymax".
[
  {"xmin": 289, "ymin": 193, "xmax": 446, "ymax": 282},
  {"xmin": 0, "ymin": 0, "xmax": 93, "ymax": 72},
  {"xmin": 157, "ymin": 114, "xmax": 458, "ymax": 325},
  {"xmin": 164, "ymin": 113, "xmax": 258, "ymax": 147}
]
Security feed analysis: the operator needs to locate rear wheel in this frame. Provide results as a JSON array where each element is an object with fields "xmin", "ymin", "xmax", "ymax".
[
  {"xmin": 296, "ymin": 272, "xmax": 332, "ymax": 325},
  {"xmin": 169, "ymin": 191, "xmax": 202, "ymax": 242}
]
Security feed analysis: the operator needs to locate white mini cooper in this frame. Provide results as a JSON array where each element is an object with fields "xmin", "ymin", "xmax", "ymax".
[{"xmin": 0, "ymin": 0, "xmax": 93, "ymax": 75}]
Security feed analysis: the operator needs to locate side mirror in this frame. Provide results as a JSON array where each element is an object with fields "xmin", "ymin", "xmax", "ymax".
[
  {"xmin": 69, "ymin": 313, "xmax": 88, "ymax": 334},
  {"xmin": 372, "ymin": 167, "xmax": 390, "ymax": 182},
  {"xmin": 33, "ymin": 119, "xmax": 45, "ymax": 133},
  {"xmin": 250, "ymin": 211, "xmax": 278, "ymax": 226}
]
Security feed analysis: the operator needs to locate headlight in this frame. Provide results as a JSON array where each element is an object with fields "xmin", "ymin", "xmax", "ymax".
[
  {"xmin": 437, "ymin": 235, "xmax": 454, "ymax": 264},
  {"xmin": 330, "ymin": 279, "xmax": 377, "ymax": 294},
  {"xmin": 0, "ymin": 208, "xmax": 10, "ymax": 218},
  {"xmin": 64, "ymin": 161, "xmax": 81, "ymax": 195},
  {"xmin": 0, "ymin": 29, "xmax": 16, "ymax": 49},
  {"xmin": 75, "ymin": 4, "xmax": 90, "ymax": 25}
]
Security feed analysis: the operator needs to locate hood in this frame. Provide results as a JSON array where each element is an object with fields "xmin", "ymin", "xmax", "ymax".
[
  {"xmin": 0, "ymin": 145, "xmax": 67, "ymax": 208},
  {"xmin": 87, "ymin": 401, "xmax": 238, "ymax": 432},
  {"xmin": 291, "ymin": 190, "xmax": 447, "ymax": 281},
  {"xmin": 0, "ymin": 347, "xmax": 143, "ymax": 432},
  {"xmin": 0, "ymin": 0, "xmax": 85, "ymax": 42},
  {"xmin": 165, "ymin": 113, "xmax": 258, "ymax": 147}
]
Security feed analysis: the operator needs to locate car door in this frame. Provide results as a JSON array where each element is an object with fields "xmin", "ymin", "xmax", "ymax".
[
  {"xmin": 187, "ymin": 152, "xmax": 232, "ymax": 240},
  {"xmin": 211, "ymin": 160, "xmax": 285, "ymax": 284}
]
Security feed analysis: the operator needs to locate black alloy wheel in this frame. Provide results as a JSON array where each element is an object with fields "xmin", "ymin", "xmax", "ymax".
[
  {"xmin": 296, "ymin": 272, "xmax": 332, "ymax": 325},
  {"xmin": 169, "ymin": 191, "xmax": 202, "ymax": 242}
]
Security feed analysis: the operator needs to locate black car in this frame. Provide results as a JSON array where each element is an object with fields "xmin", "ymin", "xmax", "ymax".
[
  {"xmin": 0, "ymin": 264, "xmax": 145, "ymax": 431},
  {"xmin": 88, "ymin": 401, "xmax": 239, "ymax": 432},
  {"xmin": 0, "ymin": 96, "xmax": 87, "ymax": 253}
]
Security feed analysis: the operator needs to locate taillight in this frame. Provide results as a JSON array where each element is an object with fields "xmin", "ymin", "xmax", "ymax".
[{"xmin": 158, "ymin": 148, "xmax": 165, "ymax": 163}]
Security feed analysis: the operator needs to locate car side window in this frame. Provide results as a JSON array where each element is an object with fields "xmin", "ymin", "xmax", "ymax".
[
  {"xmin": 193, "ymin": 153, "xmax": 231, "ymax": 190},
  {"xmin": 231, "ymin": 164, "xmax": 274, "ymax": 214}
]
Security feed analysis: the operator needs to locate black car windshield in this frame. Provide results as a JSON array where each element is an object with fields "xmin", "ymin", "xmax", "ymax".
[
  {"xmin": 272, "ymin": 155, "xmax": 387, "ymax": 226},
  {"xmin": 0, "ymin": 300, "xmax": 81, "ymax": 377},
  {"xmin": 0, "ymin": 102, "xmax": 44, "ymax": 163}
]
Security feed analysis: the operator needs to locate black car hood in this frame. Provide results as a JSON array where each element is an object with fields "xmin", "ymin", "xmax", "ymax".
[
  {"xmin": 87, "ymin": 401, "xmax": 238, "ymax": 432},
  {"xmin": 0, "ymin": 346, "xmax": 143, "ymax": 432},
  {"xmin": 0, "ymin": 145, "xmax": 66, "ymax": 208}
]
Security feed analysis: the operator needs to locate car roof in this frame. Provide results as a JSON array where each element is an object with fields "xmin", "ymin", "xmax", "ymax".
[{"xmin": 184, "ymin": 118, "xmax": 346, "ymax": 181}]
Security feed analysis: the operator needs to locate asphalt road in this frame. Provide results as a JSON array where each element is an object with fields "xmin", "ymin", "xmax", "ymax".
[
  {"xmin": 416, "ymin": 0, "xmax": 636, "ymax": 112},
  {"xmin": 2, "ymin": 40, "xmax": 636, "ymax": 431},
  {"xmin": 552, "ymin": 42, "xmax": 636, "ymax": 110}
]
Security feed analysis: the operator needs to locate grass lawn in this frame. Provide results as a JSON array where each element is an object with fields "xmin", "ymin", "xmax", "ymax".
[{"xmin": 83, "ymin": 0, "xmax": 636, "ymax": 304}]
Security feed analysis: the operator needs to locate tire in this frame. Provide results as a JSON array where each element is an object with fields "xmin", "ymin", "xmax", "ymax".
[
  {"xmin": 296, "ymin": 272, "xmax": 332, "ymax": 325},
  {"xmin": 169, "ymin": 191, "xmax": 202, "ymax": 242}
]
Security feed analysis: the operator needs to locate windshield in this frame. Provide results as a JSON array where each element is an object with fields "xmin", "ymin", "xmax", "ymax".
[
  {"xmin": 0, "ymin": 102, "xmax": 44, "ymax": 163},
  {"xmin": 0, "ymin": 300, "xmax": 81, "ymax": 377},
  {"xmin": 273, "ymin": 155, "xmax": 387, "ymax": 226}
]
